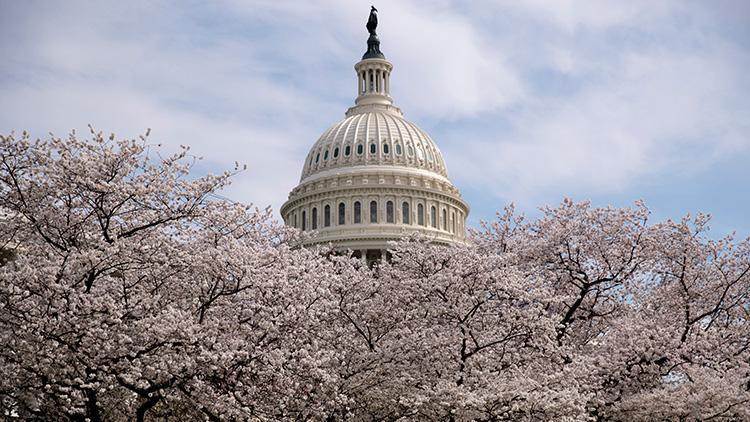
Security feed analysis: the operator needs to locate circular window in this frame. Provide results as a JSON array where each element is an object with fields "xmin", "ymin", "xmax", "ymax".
[{"xmin": 334, "ymin": 147, "xmax": 339, "ymax": 158}]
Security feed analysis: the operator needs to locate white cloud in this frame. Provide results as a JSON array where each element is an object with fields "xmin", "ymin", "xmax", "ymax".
[
  {"xmin": 500, "ymin": 0, "xmax": 677, "ymax": 32},
  {"xmin": 1, "ymin": 0, "xmax": 748, "ymax": 225},
  {"xmin": 447, "ymin": 47, "xmax": 748, "ymax": 202},
  {"xmin": 0, "ymin": 0, "xmax": 346, "ymax": 212},
  {"xmin": 376, "ymin": 1, "xmax": 524, "ymax": 118}
]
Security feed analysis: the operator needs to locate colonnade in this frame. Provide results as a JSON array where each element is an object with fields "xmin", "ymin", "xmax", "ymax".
[
  {"xmin": 288, "ymin": 194, "xmax": 465, "ymax": 239},
  {"xmin": 357, "ymin": 64, "xmax": 391, "ymax": 96}
]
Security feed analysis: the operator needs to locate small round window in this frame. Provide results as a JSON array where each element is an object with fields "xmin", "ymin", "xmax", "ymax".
[
  {"xmin": 357, "ymin": 144, "xmax": 364, "ymax": 155},
  {"xmin": 334, "ymin": 147, "xmax": 339, "ymax": 158},
  {"xmin": 395, "ymin": 144, "xmax": 402, "ymax": 155},
  {"xmin": 383, "ymin": 143, "xmax": 390, "ymax": 154},
  {"xmin": 370, "ymin": 143, "xmax": 376, "ymax": 154},
  {"xmin": 345, "ymin": 145, "xmax": 351, "ymax": 156}
]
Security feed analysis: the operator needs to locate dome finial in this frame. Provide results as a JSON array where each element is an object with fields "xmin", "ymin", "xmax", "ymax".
[{"xmin": 363, "ymin": 6, "xmax": 384, "ymax": 59}]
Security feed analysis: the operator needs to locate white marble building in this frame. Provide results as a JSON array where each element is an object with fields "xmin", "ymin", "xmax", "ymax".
[{"xmin": 281, "ymin": 11, "xmax": 469, "ymax": 260}]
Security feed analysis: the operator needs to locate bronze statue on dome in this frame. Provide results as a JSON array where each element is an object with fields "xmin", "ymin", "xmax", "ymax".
[
  {"xmin": 363, "ymin": 6, "xmax": 384, "ymax": 60},
  {"xmin": 367, "ymin": 6, "xmax": 378, "ymax": 35}
]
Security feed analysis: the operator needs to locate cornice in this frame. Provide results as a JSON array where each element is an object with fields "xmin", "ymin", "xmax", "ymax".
[
  {"xmin": 300, "ymin": 165, "xmax": 451, "ymax": 186},
  {"xmin": 280, "ymin": 184, "xmax": 469, "ymax": 216}
]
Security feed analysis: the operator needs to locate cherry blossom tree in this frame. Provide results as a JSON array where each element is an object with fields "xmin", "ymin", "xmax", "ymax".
[
  {"xmin": 2, "ymin": 129, "xmax": 748, "ymax": 420},
  {"xmin": 328, "ymin": 239, "xmax": 583, "ymax": 420},
  {"xmin": 474, "ymin": 200, "xmax": 750, "ymax": 420},
  {"xmin": 0, "ymin": 129, "xmax": 341, "ymax": 420}
]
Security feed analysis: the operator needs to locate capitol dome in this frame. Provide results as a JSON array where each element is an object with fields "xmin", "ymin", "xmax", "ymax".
[
  {"xmin": 301, "ymin": 111, "xmax": 449, "ymax": 181},
  {"xmin": 281, "ymin": 8, "xmax": 469, "ymax": 260}
]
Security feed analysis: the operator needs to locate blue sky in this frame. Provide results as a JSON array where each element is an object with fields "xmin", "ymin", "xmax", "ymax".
[{"xmin": 2, "ymin": 0, "xmax": 749, "ymax": 238}]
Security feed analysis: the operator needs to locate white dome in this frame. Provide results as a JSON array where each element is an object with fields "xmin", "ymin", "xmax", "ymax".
[
  {"xmin": 281, "ymin": 28, "xmax": 469, "ymax": 255},
  {"xmin": 301, "ymin": 111, "xmax": 448, "ymax": 181}
]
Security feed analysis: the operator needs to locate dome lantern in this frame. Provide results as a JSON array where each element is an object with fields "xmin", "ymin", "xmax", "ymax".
[
  {"xmin": 349, "ymin": 58, "xmax": 395, "ymax": 115},
  {"xmin": 348, "ymin": 6, "xmax": 398, "ymax": 117}
]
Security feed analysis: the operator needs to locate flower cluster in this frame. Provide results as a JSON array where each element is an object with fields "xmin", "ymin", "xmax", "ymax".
[{"xmin": 1, "ymin": 130, "xmax": 747, "ymax": 420}]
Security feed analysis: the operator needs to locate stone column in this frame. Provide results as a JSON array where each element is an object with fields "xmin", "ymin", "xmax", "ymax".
[{"xmin": 379, "ymin": 68, "xmax": 384, "ymax": 94}]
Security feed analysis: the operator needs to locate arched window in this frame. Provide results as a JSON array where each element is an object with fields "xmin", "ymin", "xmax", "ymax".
[
  {"xmin": 357, "ymin": 144, "xmax": 364, "ymax": 155},
  {"xmin": 386, "ymin": 201, "xmax": 394, "ymax": 223},
  {"xmin": 402, "ymin": 202, "xmax": 410, "ymax": 224},
  {"xmin": 407, "ymin": 145, "xmax": 414, "ymax": 156},
  {"xmin": 431, "ymin": 206, "xmax": 437, "ymax": 228},
  {"xmin": 370, "ymin": 200, "xmax": 378, "ymax": 223},
  {"xmin": 334, "ymin": 147, "xmax": 340, "ymax": 158},
  {"xmin": 315, "ymin": 153, "xmax": 320, "ymax": 163},
  {"xmin": 311, "ymin": 207, "xmax": 318, "ymax": 230},
  {"xmin": 338, "ymin": 202, "xmax": 346, "ymax": 225},
  {"xmin": 442, "ymin": 209, "xmax": 447, "ymax": 230},
  {"xmin": 370, "ymin": 143, "xmax": 377, "ymax": 154},
  {"xmin": 354, "ymin": 201, "xmax": 361, "ymax": 224},
  {"xmin": 418, "ymin": 204, "xmax": 425, "ymax": 226},
  {"xmin": 324, "ymin": 150, "xmax": 329, "ymax": 160},
  {"xmin": 395, "ymin": 143, "xmax": 402, "ymax": 155},
  {"xmin": 302, "ymin": 210, "xmax": 307, "ymax": 231},
  {"xmin": 345, "ymin": 145, "xmax": 351, "ymax": 156},
  {"xmin": 383, "ymin": 143, "xmax": 390, "ymax": 154},
  {"xmin": 324, "ymin": 205, "xmax": 331, "ymax": 227}
]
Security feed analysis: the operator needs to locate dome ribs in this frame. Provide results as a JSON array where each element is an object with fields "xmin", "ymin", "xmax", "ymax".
[
  {"xmin": 386, "ymin": 112, "xmax": 408, "ymax": 165},
  {"xmin": 364, "ymin": 112, "xmax": 372, "ymax": 162},
  {"xmin": 339, "ymin": 115, "xmax": 357, "ymax": 153},
  {"xmin": 375, "ymin": 113, "xmax": 385, "ymax": 164},
  {"xmin": 303, "ymin": 112, "xmax": 448, "ymax": 179},
  {"xmin": 382, "ymin": 112, "xmax": 395, "ymax": 163}
]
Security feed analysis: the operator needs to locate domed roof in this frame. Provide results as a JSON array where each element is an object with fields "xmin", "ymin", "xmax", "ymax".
[
  {"xmin": 301, "ymin": 110, "xmax": 448, "ymax": 182},
  {"xmin": 281, "ymin": 9, "xmax": 470, "ymax": 255}
]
